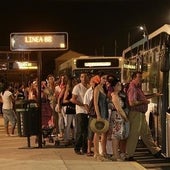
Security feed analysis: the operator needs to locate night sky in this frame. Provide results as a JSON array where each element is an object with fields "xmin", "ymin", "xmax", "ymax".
[{"xmin": 0, "ymin": 0, "xmax": 170, "ymax": 56}]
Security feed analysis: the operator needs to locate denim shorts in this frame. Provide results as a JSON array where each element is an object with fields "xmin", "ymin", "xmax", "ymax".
[{"xmin": 2, "ymin": 109, "xmax": 17, "ymax": 128}]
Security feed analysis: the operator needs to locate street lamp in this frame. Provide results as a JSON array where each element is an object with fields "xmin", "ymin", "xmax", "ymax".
[
  {"xmin": 140, "ymin": 26, "xmax": 146, "ymax": 37},
  {"xmin": 139, "ymin": 24, "xmax": 149, "ymax": 50}
]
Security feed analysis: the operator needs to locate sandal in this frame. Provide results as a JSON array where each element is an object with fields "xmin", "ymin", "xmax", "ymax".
[
  {"xmin": 87, "ymin": 151, "xmax": 94, "ymax": 156},
  {"xmin": 94, "ymin": 154, "xmax": 109, "ymax": 161}
]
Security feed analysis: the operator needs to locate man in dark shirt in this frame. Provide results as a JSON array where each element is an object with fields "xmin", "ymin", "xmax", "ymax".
[{"xmin": 125, "ymin": 71, "xmax": 163, "ymax": 161}]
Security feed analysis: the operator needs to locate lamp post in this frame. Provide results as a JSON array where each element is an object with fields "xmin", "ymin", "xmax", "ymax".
[{"xmin": 139, "ymin": 24, "xmax": 149, "ymax": 50}]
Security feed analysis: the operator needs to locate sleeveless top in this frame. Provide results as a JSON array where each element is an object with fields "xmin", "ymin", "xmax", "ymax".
[
  {"xmin": 98, "ymin": 91, "xmax": 108, "ymax": 119},
  {"xmin": 65, "ymin": 91, "xmax": 75, "ymax": 110}
]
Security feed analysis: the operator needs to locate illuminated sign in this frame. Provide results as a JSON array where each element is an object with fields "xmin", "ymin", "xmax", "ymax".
[
  {"xmin": 84, "ymin": 62, "xmax": 111, "ymax": 67},
  {"xmin": 123, "ymin": 64, "xmax": 136, "ymax": 69},
  {"xmin": 76, "ymin": 58, "xmax": 119, "ymax": 68},
  {"xmin": 10, "ymin": 32, "xmax": 68, "ymax": 51},
  {"xmin": 15, "ymin": 62, "xmax": 38, "ymax": 70}
]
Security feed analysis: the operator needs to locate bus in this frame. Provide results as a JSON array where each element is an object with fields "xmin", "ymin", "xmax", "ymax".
[
  {"xmin": 122, "ymin": 24, "xmax": 170, "ymax": 157},
  {"xmin": 57, "ymin": 56, "xmax": 124, "ymax": 80}
]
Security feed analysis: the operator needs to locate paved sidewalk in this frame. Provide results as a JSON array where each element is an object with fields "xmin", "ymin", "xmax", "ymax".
[{"xmin": 0, "ymin": 115, "xmax": 146, "ymax": 170}]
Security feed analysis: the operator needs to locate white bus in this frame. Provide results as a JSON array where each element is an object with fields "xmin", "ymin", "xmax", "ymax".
[
  {"xmin": 122, "ymin": 24, "xmax": 170, "ymax": 157},
  {"xmin": 57, "ymin": 56, "xmax": 124, "ymax": 80}
]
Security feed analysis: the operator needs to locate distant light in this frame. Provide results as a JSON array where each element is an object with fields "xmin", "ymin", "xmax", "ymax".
[
  {"xmin": 60, "ymin": 43, "xmax": 65, "ymax": 48},
  {"xmin": 139, "ymin": 26, "xmax": 144, "ymax": 31},
  {"xmin": 139, "ymin": 25, "xmax": 148, "ymax": 38}
]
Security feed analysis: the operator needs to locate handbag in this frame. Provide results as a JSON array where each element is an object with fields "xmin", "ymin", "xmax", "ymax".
[{"xmin": 65, "ymin": 102, "xmax": 76, "ymax": 114}]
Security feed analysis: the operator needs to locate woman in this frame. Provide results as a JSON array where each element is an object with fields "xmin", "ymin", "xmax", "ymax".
[
  {"xmin": 84, "ymin": 75, "xmax": 100, "ymax": 156},
  {"xmin": 93, "ymin": 73, "xmax": 109, "ymax": 161},
  {"xmin": 108, "ymin": 77, "xmax": 129, "ymax": 161},
  {"xmin": 62, "ymin": 77, "xmax": 77, "ymax": 143},
  {"xmin": 56, "ymin": 74, "xmax": 68, "ymax": 138}
]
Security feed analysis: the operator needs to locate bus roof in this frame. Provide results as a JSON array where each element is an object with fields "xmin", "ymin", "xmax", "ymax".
[
  {"xmin": 122, "ymin": 24, "xmax": 170, "ymax": 57},
  {"xmin": 78, "ymin": 56, "xmax": 122, "ymax": 59}
]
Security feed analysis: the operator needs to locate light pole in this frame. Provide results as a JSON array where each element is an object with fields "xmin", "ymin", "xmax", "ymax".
[{"xmin": 139, "ymin": 24, "xmax": 149, "ymax": 50}]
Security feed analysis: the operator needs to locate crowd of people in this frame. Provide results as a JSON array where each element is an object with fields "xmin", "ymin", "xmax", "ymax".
[{"xmin": 0, "ymin": 71, "xmax": 163, "ymax": 161}]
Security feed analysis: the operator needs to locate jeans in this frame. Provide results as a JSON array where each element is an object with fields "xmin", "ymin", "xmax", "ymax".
[
  {"xmin": 64, "ymin": 114, "xmax": 76, "ymax": 141},
  {"xmin": 74, "ymin": 113, "xmax": 88, "ymax": 153}
]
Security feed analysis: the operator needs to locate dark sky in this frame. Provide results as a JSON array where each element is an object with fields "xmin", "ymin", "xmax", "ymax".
[{"xmin": 0, "ymin": 0, "xmax": 170, "ymax": 56}]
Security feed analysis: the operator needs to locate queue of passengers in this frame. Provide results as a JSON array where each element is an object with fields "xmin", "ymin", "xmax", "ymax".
[
  {"xmin": 0, "ymin": 71, "xmax": 163, "ymax": 161},
  {"xmin": 0, "ymin": 74, "xmax": 74, "ymax": 139},
  {"xmin": 67, "ymin": 72, "xmax": 163, "ymax": 161}
]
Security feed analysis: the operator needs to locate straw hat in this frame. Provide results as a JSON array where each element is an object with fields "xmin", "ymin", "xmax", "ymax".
[{"xmin": 90, "ymin": 118, "xmax": 109, "ymax": 134}]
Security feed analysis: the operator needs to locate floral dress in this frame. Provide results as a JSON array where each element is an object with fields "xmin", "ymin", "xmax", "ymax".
[{"xmin": 108, "ymin": 94, "xmax": 129, "ymax": 140}]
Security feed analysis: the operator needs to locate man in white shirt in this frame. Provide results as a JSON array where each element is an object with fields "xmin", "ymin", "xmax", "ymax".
[
  {"xmin": 71, "ymin": 73, "xmax": 89, "ymax": 155},
  {"xmin": 0, "ymin": 83, "xmax": 17, "ymax": 136}
]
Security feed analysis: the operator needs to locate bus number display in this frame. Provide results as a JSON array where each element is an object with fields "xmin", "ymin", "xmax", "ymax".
[{"xmin": 76, "ymin": 58, "xmax": 119, "ymax": 68}]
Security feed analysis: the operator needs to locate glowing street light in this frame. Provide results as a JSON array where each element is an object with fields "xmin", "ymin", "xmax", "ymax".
[
  {"xmin": 139, "ymin": 25, "xmax": 148, "ymax": 38},
  {"xmin": 139, "ymin": 24, "xmax": 149, "ymax": 49}
]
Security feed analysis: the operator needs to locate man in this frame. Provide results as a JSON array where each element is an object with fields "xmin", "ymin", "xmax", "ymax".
[
  {"xmin": 125, "ymin": 71, "xmax": 163, "ymax": 161},
  {"xmin": 71, "ymin": 73, "xmax": 89, "ymax": 155},
  {"xmin": 1, "ymin": 83, "xmax": 17, "ymax": 136}
]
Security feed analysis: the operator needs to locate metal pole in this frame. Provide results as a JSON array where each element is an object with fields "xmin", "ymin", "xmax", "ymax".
[
  {"xmin": 143, "ymin": 24, "xmax": 149, "ymax": 50},
  {"xmin": 161, "ymin": 69, "xmax": 169, "ymax": 155},
  {"xmin": 128, "ymin": 32, "xmax": 130, "ymax": 47},
  {"xmin": 114, "ymin": 40, "xmax": 117, "ymax": 56},
  {"xmin": 37, "ymin": 51, "xmax": 42, "ymax": 148}
]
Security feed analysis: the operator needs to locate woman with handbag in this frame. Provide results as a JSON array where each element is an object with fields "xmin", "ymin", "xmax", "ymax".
[
  {"xmin": 84, "ymin": 75, "xmax": 100, "ymax": 156},
  {"xmin": 63, "ymin": 77, "xmax": 77, "ymax": 143},
  {"xmin": 93, "ymin": 73, "xmax": 109, "ymax": 161},
  {"xmin": 107, "ymin": 77, "xmax": 129, "ymax": 161}
]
